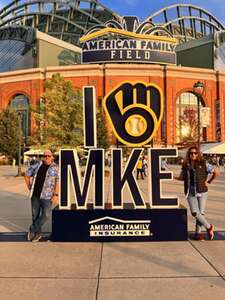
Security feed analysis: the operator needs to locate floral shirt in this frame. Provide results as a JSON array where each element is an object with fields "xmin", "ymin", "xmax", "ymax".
[{"xmin": 26, "ymin": 161, "xmax": 59, "ymax": 200}]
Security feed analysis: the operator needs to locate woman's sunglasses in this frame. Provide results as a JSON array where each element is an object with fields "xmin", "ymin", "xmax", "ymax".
[{"xmin": 190, "ymin": 151, "xmax": 198, "ymax": 155}]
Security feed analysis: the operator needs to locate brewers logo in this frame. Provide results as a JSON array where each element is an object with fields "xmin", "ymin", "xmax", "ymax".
[{"xmin": 103, "ymin": 82, "xmax": 163, "ymax": 147}]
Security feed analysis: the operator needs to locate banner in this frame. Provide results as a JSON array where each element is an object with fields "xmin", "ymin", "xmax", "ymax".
[{"xmin": 201, "ymin": 107, "xmax": 210, "ymax": 127}]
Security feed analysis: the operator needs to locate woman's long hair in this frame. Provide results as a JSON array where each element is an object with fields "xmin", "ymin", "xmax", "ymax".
[{"xmin": 183, "ymin": 146, "xmax": 203, "ymax": 167}]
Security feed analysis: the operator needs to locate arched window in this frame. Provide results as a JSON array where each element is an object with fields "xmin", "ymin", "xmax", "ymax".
[
  {"xmin": 176, "ymin": 92, "xmax": 204, "ymax": 144},
  {"xmin": 10, "ymin": 94, "xmax": 30, "ymax": 142}
]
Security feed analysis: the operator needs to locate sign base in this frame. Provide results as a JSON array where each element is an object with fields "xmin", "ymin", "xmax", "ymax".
[{"xmin": 52, "ymin": 204, "xmax": 187, "ymax": 242}]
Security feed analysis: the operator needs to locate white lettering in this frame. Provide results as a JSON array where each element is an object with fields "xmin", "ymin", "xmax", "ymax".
[
  {"xmin": 127, "ymin": 50, "xmax": 132, "ymax": 59},
  {"xmin": 135, "ymin": 50, "xmax": 141, "ymax": 59},
  {"xmin": 145, "ymin": 51, "xmax": 150, "ymax": 60},
  {"xmin": 111, "ymin": 50, "xmax": 116, "ymax": 59}
]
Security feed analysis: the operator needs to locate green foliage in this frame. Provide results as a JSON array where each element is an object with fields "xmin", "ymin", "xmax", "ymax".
[
  {"xmin": 97, "ymin": 110, "xmax": 109, "ymax": 149},
  {"xmin": 32, "ymin": 73, "xmax": 83, "ymax": 151},
  {"xmin": 0, "ymin": 108, "xmax": 22, "ymax": 160}
]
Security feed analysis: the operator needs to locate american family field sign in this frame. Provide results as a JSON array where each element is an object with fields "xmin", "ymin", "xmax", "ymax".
[{"xmin": 80, "ymin": 16, "xmax": 178, "ymax": 65}]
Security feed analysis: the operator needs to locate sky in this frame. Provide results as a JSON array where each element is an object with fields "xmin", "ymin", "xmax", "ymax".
[
  {"xmin": 0, "ymin": 0, "xmax": 224, "ymax": 25},
  {"xmin": 100, "ymin": 0, "xmax": 225, "ymax": 23}
]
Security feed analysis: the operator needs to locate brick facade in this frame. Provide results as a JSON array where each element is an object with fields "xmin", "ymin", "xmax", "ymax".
[{"xmin": 0, "ymin": 64, "xmax": 224, "ymax": 146}]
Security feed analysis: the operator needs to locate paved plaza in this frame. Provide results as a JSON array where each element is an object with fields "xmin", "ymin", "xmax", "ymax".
[{"xmin": 0, "ymin": 165, "xmax": 224, "ymax": 299}]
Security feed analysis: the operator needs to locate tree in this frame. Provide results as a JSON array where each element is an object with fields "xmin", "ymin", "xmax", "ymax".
[
  {"xmin": 0, "ymin": 108, "xmax": 22, "ymax": 161},
  {"xmin": 97, "ymin": 110, "xmax": 109, "ymax": 149},
  {"xmin": 32, "ymin": 73, "xmax": 83, "ymax": 151}
]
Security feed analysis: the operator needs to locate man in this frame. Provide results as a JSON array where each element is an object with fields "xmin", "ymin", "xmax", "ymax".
[{"xmin": 24, "ymin": 149, "xmax": 59, "ymax": 242}]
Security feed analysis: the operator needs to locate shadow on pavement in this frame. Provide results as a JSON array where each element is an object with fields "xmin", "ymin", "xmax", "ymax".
[
  {"xmin": 0, "ymin": 232, "xmax": 51, "ymax": 242},
  {"xmin": 0, "ymin": 231, "xmax": 224, "ymax": 242},
  {"xmin": 188, "ymin": 231, "xmax": 225, "ymax": 241}
]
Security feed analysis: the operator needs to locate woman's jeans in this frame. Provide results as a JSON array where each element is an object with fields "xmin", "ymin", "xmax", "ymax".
[
  {"xmin": 30, "ymin": 196, "xmax": 52, "ymax": 234},
  {"xmin": 187, "ymin": 192, "xmax": 210, "ymax": 233}
]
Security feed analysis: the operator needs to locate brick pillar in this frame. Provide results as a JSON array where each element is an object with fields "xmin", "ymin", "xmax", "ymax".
[{"xmin": 218, "ymin": 74, "xmax": 225, "ymax": 141}]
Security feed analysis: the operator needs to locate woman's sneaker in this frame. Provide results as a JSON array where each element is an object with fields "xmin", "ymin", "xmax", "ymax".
[
  {"xmin": 27, "ymin": 230, "xmax": 35, "ymax": 241},
  {"xmin": 194, "ymin": 233, "xmax": 205, "ymax": 241},
  {"xmin": 32, "ymin": 232, "xmax": 42, "ymax": 242},
  {"xmin": 207, "ymin": 225, "xmax": 214, "ymax": 240}
]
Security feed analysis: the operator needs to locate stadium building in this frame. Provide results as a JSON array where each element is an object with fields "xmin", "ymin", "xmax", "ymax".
[{"xmin": 1, "ymin": 0, "xmax": 225, "ymax": 147}]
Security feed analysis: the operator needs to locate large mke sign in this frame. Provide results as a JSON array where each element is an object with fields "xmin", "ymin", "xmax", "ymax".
[
  {"xmin": 80, "ymin": 16, "xmax": 178, "ymax": 65},
  {"xmin": 52, "ymin": 81, "xmax": 187, "ymax": 242}
]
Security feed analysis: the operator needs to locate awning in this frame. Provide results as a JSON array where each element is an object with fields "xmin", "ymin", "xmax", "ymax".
[
  {"xmin": 177, "ymin": 142, "xmax": 225, "ymax": 157},
  {"xmin": 24, "ymin": 149, "xmax": 45, "ymax": 156},
  {"xmin": 201, "ymin": 142, "xmax": 225, "ymax": 154}
]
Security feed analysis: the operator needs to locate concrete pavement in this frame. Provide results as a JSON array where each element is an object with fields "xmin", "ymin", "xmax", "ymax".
[{"xmin": 0, "ymin": 165, "xmax": 224, "ymax": 299}]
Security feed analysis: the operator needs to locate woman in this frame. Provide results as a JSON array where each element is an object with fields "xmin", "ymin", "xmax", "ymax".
[{"xmin": 175, "ymin": 146, "xmax": 219, "ymax": 241}]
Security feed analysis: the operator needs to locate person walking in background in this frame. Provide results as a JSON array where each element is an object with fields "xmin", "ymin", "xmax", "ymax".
[
  {"xmin": 174, "ymin": 146, "xmax": 219, "ymax": 241},
  {"xmin": 136, "ymin": 157, "xmax": 144, "ymax": 180},
  {"xmin": 142, "ymin": 155, "xmax": 148, "ymax": 177},
  {"xmin": 161, "ymin": 158, "xmax": 168, "ymax": 171},
  {"xmin": 30, "ymin": 156, "xmax": 37, "ymax": 165},
  {"xmin": 24, "ymin": 149, "xmax": 59, "ymax": 242}
]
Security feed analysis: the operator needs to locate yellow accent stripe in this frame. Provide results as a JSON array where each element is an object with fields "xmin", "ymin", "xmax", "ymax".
[
  {"xmin": 147, "ymin": 90, "xmax": 151, "ymax": 107},
  {"xmin": 115, "ymin": 91, "xmax": 123, "ymax": 113},
  {"xmin": 133, "ymin": 88, "xmax": 137, "ymax": 104},
  {"xmin": 80, "ymin": 28, "xmax": 177, "ymax": 43}
]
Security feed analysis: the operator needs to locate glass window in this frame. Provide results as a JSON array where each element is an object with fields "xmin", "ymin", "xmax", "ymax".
[
  {"xmin": 0, "ymin": 40, "xmax": 34, "ymax": 72},
  {"xmin": 176, "ymin": 92, "xmax": 203, "ymax": 143},
  {"xmin": 10, "ymin": 94, "xmax": 30, "ymax": 142}
]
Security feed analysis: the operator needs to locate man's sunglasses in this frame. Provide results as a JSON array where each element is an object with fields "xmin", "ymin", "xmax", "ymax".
[
  {"xmin": 43, "ymin": 155, "xmax": 52, "ymax": 158},
  {"xmin": 190, "ymin": 151, "xmax": 198, "ymax": 155}
]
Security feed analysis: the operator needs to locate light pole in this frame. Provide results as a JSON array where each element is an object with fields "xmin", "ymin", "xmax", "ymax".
[
  {"xmin": 193, "ymin": 81, "xmax": 204, "ymax": 148},
  {"xmin": 17, "ymin": 112, "xmax": 22, "ymax": 176}
]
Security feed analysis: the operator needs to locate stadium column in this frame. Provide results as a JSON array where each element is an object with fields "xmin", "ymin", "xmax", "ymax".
[
  {"xmin": 216, "ymin": 72, "xmax": 225, "ymax": 141},
  {"xmin": 165, "ymin": 67, "xmax": 175, "ymax": 146}
]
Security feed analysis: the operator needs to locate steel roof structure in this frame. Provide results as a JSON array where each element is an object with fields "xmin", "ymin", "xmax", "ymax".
[
  {"xmin": 146, "ymin": 4, "xmax": 225, "ymax": 43},
  {"xmin": 0, "ymin": 0, "xmax": 121, "ymax": 46},
  {"xmin": 0, "ymin": 1, "xmax": 224, "ymax": 46}
]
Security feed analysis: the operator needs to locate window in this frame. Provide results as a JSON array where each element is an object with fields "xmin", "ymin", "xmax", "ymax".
[
  {"xmin": 10, "ymin": 94, "xmax": 30, "ymax": 142},
  {"xmin": 176, "ymin": 92, "xmax": 203, "ymax": 143}
]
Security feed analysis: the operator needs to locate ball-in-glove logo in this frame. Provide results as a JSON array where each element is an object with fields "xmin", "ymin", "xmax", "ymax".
[{"xmin": 103, "ymin": 82, "xmax": 163, "ymax": 147}]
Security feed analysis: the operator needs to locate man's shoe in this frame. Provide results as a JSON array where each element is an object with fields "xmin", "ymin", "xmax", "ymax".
[
  {"xmin": 27, "ymin": 230, "xmax": 35, "ymax": 241},
  {"xmin": 194, "ymin": 233, "xmax": 205, "ymax": 241},
  {"xmin": 46, "ymin": 235, "xmax": 53, "ymax": 242},
  {"xmin": 32, "ymin": 233, "xmax": 42, "ymax": 242},
  {"xmin": 207, "ymin": 224, "xmax": 214, "ymax": 240}
]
